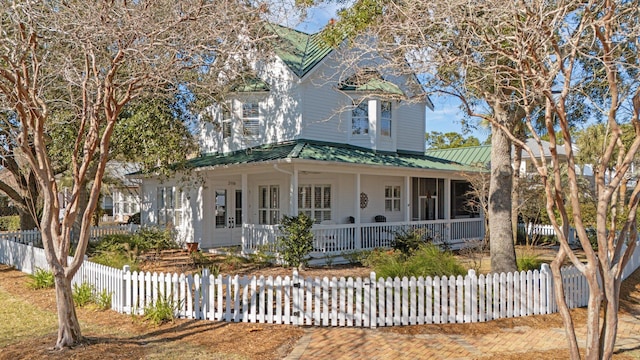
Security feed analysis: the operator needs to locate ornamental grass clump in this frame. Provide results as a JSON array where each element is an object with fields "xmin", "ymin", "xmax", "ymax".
[{"xmin": 368, "ymin": 244, "xmax": 465, "ymax": 280}]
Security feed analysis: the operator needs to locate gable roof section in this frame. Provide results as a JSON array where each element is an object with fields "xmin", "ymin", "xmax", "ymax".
[
  {"xmin": 426, "ymin": 145, "xmax": 491, "ymax": 168},
  {"xmin": 338, "ymin": 70, "xmax": 405, "ymax": 96},
  {"xmin": 270, "ymin": 24, "xmax": 334, "ymax": 78},
  {"xmin": 185, "ymin": 140, "xmax": 482, "ymax": 172}
]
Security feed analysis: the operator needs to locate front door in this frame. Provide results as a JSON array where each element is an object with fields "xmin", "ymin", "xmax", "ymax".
[{"xmin": 212, "ymin": 187, "xmax": 243, "ymax": 247}]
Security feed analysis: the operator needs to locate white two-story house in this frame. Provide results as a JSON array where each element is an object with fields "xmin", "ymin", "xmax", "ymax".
[{"xmin": 137, "ymin": 25, "xmax": 485, "ymax": 256}]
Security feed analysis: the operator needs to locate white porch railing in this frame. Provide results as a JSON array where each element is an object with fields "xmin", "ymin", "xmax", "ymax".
[{"xmin": 243, "ymin": 218, "xmax": 485, "ymax": 256}]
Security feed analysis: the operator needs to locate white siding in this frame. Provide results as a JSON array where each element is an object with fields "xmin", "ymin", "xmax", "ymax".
[{"xmin": 396, "ymin": 102, "xmax": 426, "ymax": 153}]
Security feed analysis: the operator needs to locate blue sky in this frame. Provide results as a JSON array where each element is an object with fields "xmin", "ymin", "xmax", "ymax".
[{"xmin": 293, "ymin": 4, "xmax": 490, "ymax": 143}]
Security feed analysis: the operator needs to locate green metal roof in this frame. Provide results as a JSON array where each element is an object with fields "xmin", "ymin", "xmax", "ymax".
[
  {"xmin": 425, "ymin": 145, "xmax": 491, "ymax": 168},
  {"xmin": 270, "ymin": 24, "xmax": 334, "ymax": 78},
  {"xmin": 186, "ymin": 140, "xmax": 483, "ymax": 172}
]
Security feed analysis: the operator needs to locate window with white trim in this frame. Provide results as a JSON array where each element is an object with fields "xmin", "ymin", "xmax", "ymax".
[
  {"xmin": 156, "ymin": 187, "xmax": 183, "ymax": 226},
  {"xmin": 242, "ymin": 102, "xmax": 260, "ymax": 136},
  {"xmin": 352, "ymin": 101, "xmax": 369, "ymax": 135},
  {"xmin": 385, "ymin": 185, "xmax": 401, "ymax": 211},
  {"xmin": 381, "ymin": 101, "xmax": 392, "ymax": 137},
  {"xmin": 258, "ymin": 185, "xmax": 280, "ymax": 225},
  {"xmin": 298, "ymin": 184, "xmax": 331, "ymax": 223},
  {"xmin": 221, "ymin": 105, "xmax": 232, "ymax": 139}
]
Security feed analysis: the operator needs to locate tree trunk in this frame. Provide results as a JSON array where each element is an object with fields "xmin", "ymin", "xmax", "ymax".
[
  {"xmin": 600, "ymin": 273, "xmax": 621, "ymax": 358},
  {"xmin": 489, "ymin": 113, "xmax": 517, "ymax": 273},
  {"xmin": 551, "ymin": 250, "xmax": 580, "ymax": 359},
  {"xmin": 53, "ymin": 271, "xmax": 82, "ymax": 349},
  {"xmin": 512, "ymin": 143, "xmax": 523, "ymax": 245}
]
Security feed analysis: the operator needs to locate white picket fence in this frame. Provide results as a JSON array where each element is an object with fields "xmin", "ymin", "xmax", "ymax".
[
  {"xmin": 1, "ymin": 237, "xmax": 639, "ymax": 328},
  {"xmin": 518, "ymin": 223, "xmax": 578, "ymax": 244},
  {"xmin": 0, "ymin": 224, "xmax": 139, "ymax": 248}
]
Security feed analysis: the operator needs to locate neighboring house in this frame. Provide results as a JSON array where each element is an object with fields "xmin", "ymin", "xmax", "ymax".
[
  {"xmin": 137, "ymin": 25, "xmax": 486, "ymax": 255},
  {"xmin": 102, "ymin": 162, "xmax": 141, "ymax": 223}
]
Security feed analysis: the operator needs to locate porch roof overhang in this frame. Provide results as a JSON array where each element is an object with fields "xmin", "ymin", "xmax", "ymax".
[{"xmin": 183, "ymin": 140, "xmax": 486, "ymax": 174}]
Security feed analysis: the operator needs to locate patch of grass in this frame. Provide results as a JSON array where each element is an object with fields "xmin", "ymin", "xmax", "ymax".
[
  {"xmin": 73, "ymin": 282, "xmax": 95, "ymax": 307},
  {"xmin": 27, "ymin": 267, "xmax": 55, "ymax": 289},
  {"xmin": 517, "ymin": 253, "xmax": 544, "ymax": 271},
  {"xmin": 0, "ymin": 287, "xmax": 57, "ymax": 347},
  {"xmin": 90, "ymin": 251, "xmax": 140, "ymax": 271},
  {"xmin": 94, "ymin": 288, "xmax": 113, "ymax": 310},
  {"xmin": 144, "ymin": 295, "xmax": 181, "ymax": 325}
]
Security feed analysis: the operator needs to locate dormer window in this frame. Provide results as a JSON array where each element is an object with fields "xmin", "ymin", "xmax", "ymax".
[
  {"xmin": 381, "ymin": 101, "xmax": 392, "ymax": 137},
  {"xmin": 221, "ymin": 105, "xmax": 232, "ymax": 139},
  {"xmin": 242, "ymin": 102, "xmax": 260, "ymax": 136},
  {"xmin": 352, "ymin": 101, "xmax": 369, "ymax": 135}
]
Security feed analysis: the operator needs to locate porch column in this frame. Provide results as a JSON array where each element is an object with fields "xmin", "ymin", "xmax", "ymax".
[
  {"xmin": 241, "ymin": 173, "xmax": 248, "ymax": 254},
  {"xmin": 291, "ymin": 169, "xmax": 298, "ymax": 216},
  {"xmin": 444, "ymin": 178, "xmax": 451, "ymax": 244},
  {"xmin": 404, "ymin": 176, "xmax": 410, "ymax": 222},
  {"xmin": 444, "ymin": 178, "xmax": 451, "ymax": 220},
  {"xmin": 355, "ymin": 173, "xmax": 361, "ymax": 249}
]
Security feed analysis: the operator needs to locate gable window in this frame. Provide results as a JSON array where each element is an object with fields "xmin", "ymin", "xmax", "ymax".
[
  {"xmin": 221, "ymin": 106, "xmax": 232, "ymax": 139},
  {"xmin": 381, "ymin": 101, "xmax": 392, "ymax": 137},
  {"xmin": 242, "ymin": 102, "xmax": 260, "ymax": 136},
  {"xmin": 298, "ymin": 184, "xmax": 331, "ymax": 223},
  {"xmin": 157, "ymin": 187, "xmax": 183, "ymax": 226},
  {"xmin": 352, "ymin": 101, "xmax": 369, "ymax": 135},
  {"xmin": 258, "ymin": 185, "xmax": 280, "ymax": 225},
  {"xmin": 385, "ymin": 185, "xmax": 401, "ymax": 211}
]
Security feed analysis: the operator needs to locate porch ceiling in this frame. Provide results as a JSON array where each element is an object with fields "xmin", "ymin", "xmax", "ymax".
[{"xmin": 186, "ymin": 140, "xmax": 485, "ymax": 172}]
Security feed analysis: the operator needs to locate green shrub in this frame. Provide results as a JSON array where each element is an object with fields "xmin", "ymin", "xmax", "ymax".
[
  {"xmin": 94, "ymin": 289, "xmax": 113, "ymax": 310},
  {"xmin": 0, "ymin": 215, "xmax": 20, "ymax": 232},
  {"xmin": 144, "ymin": 295, "xmax": 180, "ymax": 325},
  {"xmin": 517, "ymin": 253, "xmax": 543, "ymax": 271},
  {"xmin": 135, "ymin": 227, "xmax": 179, "ymax": 252},
  {"xmin": 341, "ymin": 250, "xmax": 371, "ymax": 266},
  {"xmin": 277, "ymin": 214, "xmax": 314, "ymax": 270},
  {"xmin": 369, "ymin": 244, "xmax": 466, "ymax": 279},
  {"xmin": 27, "ymin": 267, "xmax": 55, "ymax": 289},
  {"xmin": 391, "ymin": 227, "xmax": 430, "ymax": 256},
  {"xmin": 90, "ymin": 250, "xmax": 139, "ymax": 271},
  {"xmin": 73, "ymin": 282, "xmax": 95, "ymax": 307}
]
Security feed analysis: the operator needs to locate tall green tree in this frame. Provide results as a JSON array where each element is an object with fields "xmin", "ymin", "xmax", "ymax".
[
  {"xmin": 425, "ymin": 131, "xmax": 480, "ymax": 150},
  {"xmin": 0, "ymin": 0, "xmax": 269, "ymax": 349}
]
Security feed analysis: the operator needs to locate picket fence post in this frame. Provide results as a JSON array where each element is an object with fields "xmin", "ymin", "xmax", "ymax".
[
  {"xmin": 540, "ymin": 263, "xmax": 553, "ymax": 314},
  {"xmin": 122, "ymin": 265, "xmax": 131, "ymax": 314},
  {"xmin": 369, "ymin": 272, "xmax": 376, "ymax": 328}
]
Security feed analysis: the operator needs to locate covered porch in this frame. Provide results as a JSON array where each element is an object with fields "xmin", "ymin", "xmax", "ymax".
[{"xmin": 243, "ymin": 217, "xmax": 485, "ymax": 258}]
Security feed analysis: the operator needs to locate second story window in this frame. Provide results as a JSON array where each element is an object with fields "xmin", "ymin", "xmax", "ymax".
[
  {"xmin": 242, "ymin": 102, "xmax": 260, "ymax": 136},
  {"xmin": 381, "ymin": 101, "xmax": 392, "ymax": 137},
  {"xmin": 221, "ymin": 106, "xmax": 232, "ymax": 139},
  {"xmin": 352, "ymin": 101, "xmax": 369, "ymax": 135}
]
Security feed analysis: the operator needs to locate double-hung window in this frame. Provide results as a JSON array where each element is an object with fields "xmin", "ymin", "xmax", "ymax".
[
  {"xmin": 242, "ymin": 102, "xmax": 260, "ymax": 136},
  {"xmin": 157, "ymin": 187, "xmax": 183, "ymax": 226},
  {"xmin": 258, "ymin": 185, "xmax": 280, "ymax": 225},
  {"xmin": 385, "ymin": 185, "xmax": 401, "ymax": 211},
  {"xmin": 298, "ymin": 184, "xmax": 331, "ymax": 223},
  {"xmin": 381, "ymin": 101, "xmax": 392, "ymax": 137},
  {"xmin": 352, "ymin": 101, "xmax": 369, "ymax": 135}
]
